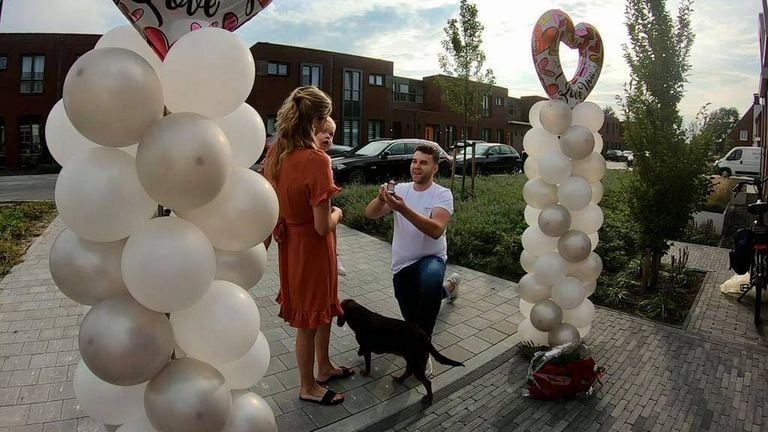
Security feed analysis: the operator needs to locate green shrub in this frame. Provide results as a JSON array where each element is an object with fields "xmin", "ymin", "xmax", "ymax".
[{"xmin": 0, "ymin": 202, "xmax": 58, "ymax": 278}]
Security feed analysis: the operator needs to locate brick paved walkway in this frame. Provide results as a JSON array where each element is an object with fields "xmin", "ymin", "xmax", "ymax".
[{"xmin": 1, "ymin": 221, "xmax": 767, "ymax": 431}]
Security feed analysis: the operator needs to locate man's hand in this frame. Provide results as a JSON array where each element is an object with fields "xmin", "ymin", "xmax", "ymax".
[{"xmin": 382, "ymin": 191, "xmax": 406, "ymax": 213}]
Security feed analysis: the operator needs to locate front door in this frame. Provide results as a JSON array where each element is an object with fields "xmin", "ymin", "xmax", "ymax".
[{"xmin": 425, "ymin": 125, "xmax": 435, "ymax": 141}]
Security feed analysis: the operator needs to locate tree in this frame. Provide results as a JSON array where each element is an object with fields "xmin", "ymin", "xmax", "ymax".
[
  {"xmin": 603, "ymin": 106, "xmax": 618, "ymax": 118},
  {"xmin": 697, "ymin": 106, "xmax": 740, "ymax": 155},
  {"xmin": 437, "ymin": 0, "xmax": 495, "ymax": 197},
  {"xmin": 620, "ymin": 0, "xmax": 711, "ymax": 290}
]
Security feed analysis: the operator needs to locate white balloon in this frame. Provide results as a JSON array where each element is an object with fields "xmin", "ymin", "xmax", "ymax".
[
  {"xmin": 592, "ymin": 132, "xmax": 604, "ymax": 154},
  {"xmin": 215, "ymin": 332, "xmax": 271, "ymax": 390},
  {"xmin": 137, "ymin": 112, "xmax": 233, "ymax": 211},
  {"xmin": 524, "ymin": 206, "xmax": 542, "ymax": 227},
  {"xmin": 521, "ymin": 226, "xmax": 558, "ymax": 257},
  {"xmin": 568, "ymin": 253, "xmax": 603, "ymax": 282},
  {"xmin": 216, "ymin": 104, "xmax": 267, "ymax": 168},
  {"xmin": 571, "ymin": 203, "xmax": 604, "ymax": 234},
  {"xmin": 215, "ymin": 244, "xmax": 268, "ymax": 289},
  {"xmin": 520, "ymin": 251, "xmax": 538, "ymax": 274},
  {"xmin": 552, "ymin": 277, "xmax": 587, "ymax": 309},
  {"xmin": 523, "ymin": 179, "xmax": 558, "ymax": 209},
  {"xmin": 122, "ymin": 217, "xmax": 216, "ymax": 312},
  {"xmin": 577, "ymin": 324, "xmax": 592, "ymax": 338},
  {"xmin": 560, "ymin": 126, "xmax": 595, "ymax": 160},
  {"xmin": 55, "ymin": 148, "xmax": 155, "ymax": 242},
  {"xmin": 177, "ymin": 168, "xmax": 279, "ymax": 251},
  {"xmin": 572, "ymin": 102, "xmax": 605, "ymax": 132},
  {"xmin": 45, "ymin": 99, "xmax": 98, "ymax": 166},
  {"xmin": 571, "ymin": 153, "xmax": 607, "ymax": 183},
  {"xmin": 539, "ymin": 100, "xmax": 573, "ymax": 135},
  {"xmin": 563, "ymin": 299, "xmax": 596, "ymax": 328},
  {"xmin": 528, "ymin": 100, "xmax": 547, "ymax": 129},
  {"xmin": 222, "ymin": 392, "xmax": 277, "ymax": 432},
  {"xmin": 519, "ymin": 298, "xmax": 535, "ymax": 318},
  {"xmin": 517, "ymin": 318, "xmax": 549, "ymax": 346},
  {"xmin": 532, "ymin": 253, "xmax": 568, "ymax": 285},
  {"xmin": 557, "ymin": 176, "xmax": 592, "ymax": 211},
  {"xmin": 63, "ymin": 47, "xmax": 164, "ymax": 147},
  {"xmin": 74, "ymin": 361, "xmax": 146, "ymax": 425},
  {"xmin": 588, "ymin": 232, "xmax": 599, "ymax": 251},
  {"xmin": 121, "ymin": 144, "xmax": 138, "ymax": 157},
  {"xmin": 539, "ymin": 152, "xmax": 573, "ymax": 185},
  {"xmin": 590, "ymin": 181, "xmax": 604, "ymax": 203},
  {"xmin": 117, "ymin": 412, "xmax": 158, "ymax": 432},
  {"xmin": 517, "ymin": 274, "xmax": 552, "ymax": 304},
  {"xmin": 161, "ymin": 28, "xmax": 255, "ymax": 118},
  {"xmin": 584, "ymin": 279, "xmax": 597, "ymax": 297},
  {"xmin": 524, "ymin": 156, "xmax": 541, "ymax": 180},
  {"xmin": 96, "ymin": 25, "xmax": 162, "ymax": 74},
  {"xmin": 523, "ymin": 128, "xmax": 560, "ymax": 158},
  {"xmin": 171, "ymin": 280, "xmax": 260, "ymax": 364}
]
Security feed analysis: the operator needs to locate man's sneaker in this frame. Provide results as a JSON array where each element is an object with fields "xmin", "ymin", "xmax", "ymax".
[
  {"xmin": 337, "ymin": 256, "xmax": 347, "ymax": 276},
  {"xmin": 425, "ymin": 356, "xmax": 434, "ymax": 378},
  {"xmin": 447, "ymin": 273, "xmax": 460, "ymax": 304}
]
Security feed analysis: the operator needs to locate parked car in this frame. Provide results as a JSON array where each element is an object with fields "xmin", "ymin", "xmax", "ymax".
[
  {"xmin": 326, "ymin": 145, "xmax": 353, "ymax": 157},
  {"xmin": 331, "ymin": 138, "xmax": 452, "ymax": 184},
  {"xmin": 253, "ymin": 136, "xmax": 351, "ymax": 172},
  {"xmin": 454, "ymin": 143, "xmax": 522, "ymax": 175},
  {"xmin": 712, "ymin": 146, "xmax": 763, "ymax": 177},
  {"xmin": 604, "ymin": 149, "xmax": 625, "ymax": 161}
]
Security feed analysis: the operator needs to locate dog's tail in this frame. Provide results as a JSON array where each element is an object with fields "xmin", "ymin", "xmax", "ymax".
[{"xmin": 429, "ymin": 344, "xmax": 464, "ymax": 367}]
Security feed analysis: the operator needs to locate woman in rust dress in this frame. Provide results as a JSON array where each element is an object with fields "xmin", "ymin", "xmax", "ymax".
[{"xmin": 264, "ymin": 86, "xmax": 352, "ymax": 406}]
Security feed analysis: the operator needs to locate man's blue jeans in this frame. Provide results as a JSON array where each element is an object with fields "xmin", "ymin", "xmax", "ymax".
[{"xmin": 393, "ymin": 256, "xmax": 447, "ymax": 339}]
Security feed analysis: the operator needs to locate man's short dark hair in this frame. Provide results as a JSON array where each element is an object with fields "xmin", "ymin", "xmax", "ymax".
[{"xmin": 415, "ymin": 144, "xmax": 440, "ymax": 164}]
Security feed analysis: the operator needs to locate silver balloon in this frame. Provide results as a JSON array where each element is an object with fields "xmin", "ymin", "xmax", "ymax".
[
  {"xmin": 558, "ymin": 230, "xmax": 592, "ymax": 263},
  {"xmin": 137, "ymin": 113, "xmax": 232, "ymax": 211},
  {"xmin": 145, "ymin": 358, "xmax": 232, "ymax": 432},
  {"xmin": 560, "ymin": 126, "xmax": 595, "ymax": 160},
  {"xmin": 215, "ymin": 244, "xmax": 268, "ymax": 289},
  {"xmin": 539, "ymin": 100, "xmax": 573, "ymax": 135},
  {"xmin": 538, "ymin": 205, "xmax": 571, "ymax": 237},
  {"xmin": 63, "ymin": 47, "xmax": 164, "ymax": 147},
  {"xmin": 530, "ymin": 300, "xmax": 563, "ymax": 332},
  {"xmin": 221, "ymin": 391, "xmax": 277, "ymax": 432},
  {"xmin": 79, "ymin": 295, "xmax": 174, "ymax": 386},
  {"xmin": 50, "ymin": 228, "xmax": 128, "ymax": 305},
  {"xmin": 517, "ymin": 274, "xmax": 552, "ymax": 304},
  {"xmin": 548, "ymin": 323, "xmax": 581, "ymax": 347}
]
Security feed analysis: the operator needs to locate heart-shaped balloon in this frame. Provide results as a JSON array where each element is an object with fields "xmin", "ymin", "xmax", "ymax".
[
  {"xmin": 531, "ymin": 9, "xmax": 604, "ymax": 108},
  {"xmin": 114, "ymin": 0, "xmax": 273, "ymax": 60}
]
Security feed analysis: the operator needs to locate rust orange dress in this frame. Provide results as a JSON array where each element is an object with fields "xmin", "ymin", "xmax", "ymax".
[{"xmin": 264, "ymin": 148, "xmax": 343, "ymax": 328}]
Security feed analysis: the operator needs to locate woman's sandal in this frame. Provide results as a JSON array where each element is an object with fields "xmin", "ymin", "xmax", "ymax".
[
  {"xmin": 299, "ymin": 389, "xmax": 344, "ymax": 406},
  {"xmin": 316, "ymin": 366, "xmax": 355, "ymax": 385}
]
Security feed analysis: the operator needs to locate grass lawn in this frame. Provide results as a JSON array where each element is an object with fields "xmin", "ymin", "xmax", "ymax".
[{"xmin": 0, "ymin": 202, "xmax": 58, "ymax": 279}]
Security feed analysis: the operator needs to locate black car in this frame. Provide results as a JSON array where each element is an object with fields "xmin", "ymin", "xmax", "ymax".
[
  {"xmin": 326, "ymin": 145, "xmax": 353, "ymax": 157},
  {"xmin": 331, "ymin": 139, "xmax": 452, "ymax": 184},
  {"xmin": 604, "ymin": 149, "xmax": 625, "ymax": 161},
  {"xmin": 454, "ymin": 143, "xmax": 522, "ymax": 175}
]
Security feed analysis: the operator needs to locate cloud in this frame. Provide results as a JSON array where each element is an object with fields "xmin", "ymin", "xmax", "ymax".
[{"xmin": 0, "ymin": 0, "xmax": 763, "ymax": 120}]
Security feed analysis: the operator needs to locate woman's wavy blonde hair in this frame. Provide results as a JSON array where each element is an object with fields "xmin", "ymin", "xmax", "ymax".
[{"xmin": 266, "ymin": 86, "xmax": 332, "ymax": 182}]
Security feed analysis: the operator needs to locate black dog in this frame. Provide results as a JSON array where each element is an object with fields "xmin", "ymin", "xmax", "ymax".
[{"xmin": 338, "ymin": 299, "xmax": 464, "ymax": 403}]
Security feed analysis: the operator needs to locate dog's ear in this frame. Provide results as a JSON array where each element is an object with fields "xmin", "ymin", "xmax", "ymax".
[{"xmin": 337, "ymin": 314, "xmax": 346, "ymax": 327}]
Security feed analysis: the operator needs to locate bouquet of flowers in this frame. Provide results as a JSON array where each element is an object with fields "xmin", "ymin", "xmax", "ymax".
[{"xmin": 522, "ymin": 341, "xmax": 605, "ymax": 401}]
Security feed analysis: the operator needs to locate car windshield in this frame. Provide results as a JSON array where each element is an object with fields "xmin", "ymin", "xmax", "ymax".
[
  {"xmin": 458, "ymin": 144, "xmax": 491, "ymax": 156},
  {"xmin": 354, "ymin": 140, "xmax": 392, "ymax": 156}
]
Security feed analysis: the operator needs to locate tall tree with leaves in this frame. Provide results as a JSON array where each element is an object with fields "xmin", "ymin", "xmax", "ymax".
[
  {"xmin": 698, "ymin": 106, "xmax": 740, "ymax": 155},
  {"xmin": 620, "ymin": 0, "xmax": 711, "ymax": 290},
  {"xmin": 437, "ymin": 0, "xmax": 495, "ymax": 195}
]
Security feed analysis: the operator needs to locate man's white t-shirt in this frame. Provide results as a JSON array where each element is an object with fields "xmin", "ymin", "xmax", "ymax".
[{"xmin": 391, "ymin": 182, "xmax": 454, "ymax": 274}]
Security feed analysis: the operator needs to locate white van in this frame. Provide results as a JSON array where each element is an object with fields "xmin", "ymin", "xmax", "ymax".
[{"xmin": 714, "ymin": 146, "xmax": 763, "ymax": 177}]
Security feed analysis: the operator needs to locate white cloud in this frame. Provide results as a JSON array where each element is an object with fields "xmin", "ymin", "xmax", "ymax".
[{"xmin": 0, "ymin": 0, "xmax": 762, "ymax": 120}]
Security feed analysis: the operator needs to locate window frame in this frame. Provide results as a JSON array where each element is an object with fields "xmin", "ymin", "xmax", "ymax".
[
  {"xmin": 267, "ymin": 61, "xmax": 289, "ymax": 77},
  {"xmin": 20, "ymin": 54, "xmax": 45, "ymax": 94}
]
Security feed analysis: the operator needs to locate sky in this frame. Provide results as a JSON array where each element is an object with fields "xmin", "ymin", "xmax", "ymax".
[{"xmin": 0, "ymin": 0, "xmax": 763, "ymax": 122}]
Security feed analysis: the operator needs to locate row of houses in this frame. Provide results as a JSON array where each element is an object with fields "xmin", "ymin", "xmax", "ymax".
[{"xmin": 0, "ymin": 33, "xmax": 625, "ymax": 170}]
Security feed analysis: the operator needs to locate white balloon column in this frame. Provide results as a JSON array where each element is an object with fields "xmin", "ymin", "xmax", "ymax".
[
  {"xmin": 517, "ymin": 9, "xmax": 605, "ymax": 348},
  {"xmin": 47, "ymin": 24, "xmax": 277, "ymax": 432}
]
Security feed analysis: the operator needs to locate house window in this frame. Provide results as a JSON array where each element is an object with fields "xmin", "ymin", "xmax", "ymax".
[
  {"xmin": 447, "ymin": 125, "xmax": 456, "ymax": 147},
  {"xmin": 267, "ymin": 62, "xmax": 288, "ymax": 76},
  {"xmin": 496, "ymin": 129, "xmax": 504, "ymax": 143},
  {"xmin": 18, "ymin": 116, "xmax": 43, "ymax": 155},
  {"xmin": 369, "ymin": 74, "xmax": 385, "ymax": 87},
  {"xmin": 20, "ymin": 55, "xmax": 45, "ymax": 94},
  {"xmin": 343, "ymin": 119, "xmax": 360, "ymax": 147},
  {"xmin": 0, "ymin": 119, "xmax": 5, "ymax": 156},
  {"xmin": 300, "ymin": 63, "xmax": 321, "ymax": 87},
  {"xmin": 482, "ymin": 128, "xmax": 491, "ymax": 142},
  {"xmin": 495, "ymin": 97, "xmax": 504, "ymax": 106},
  {"xmin": 265, "ymin": 116, "xmax": 276, "ymax": 135},
  {"xmin": 0, "ymin": 56, "xmax": 7, "ymax": 70},
  {"xmin": 368, "ymin": 119, "xmax": 385, "ymax": 141},
  {"xmin": 482, "ymin": 95, "xmax": 491, "ymax": 117},
  {"xmin": 740, "ymin": 130, "xmax": 748, "ymax": 141},
  {"xmin": 462, "ymin": 126, "xmax": 472, "ymax": 139}
]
